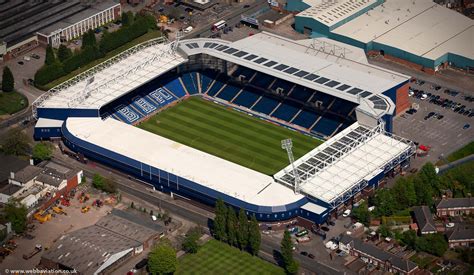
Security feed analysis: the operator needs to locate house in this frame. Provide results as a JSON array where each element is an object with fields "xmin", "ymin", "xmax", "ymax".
[
  {"xmin": 412, "ymin": 206, "xmax": 437, "ymax": 234},
  {"xmin": 436, "ymin": 198, "xmax": 474, "ymax": 217},
  {"xmin": 446, "ymin": 226, "xmax": 474, "ymax": 249},
  {"xmin": 339, "ymin": 235, "xmax": 419, "ymax": 275}
]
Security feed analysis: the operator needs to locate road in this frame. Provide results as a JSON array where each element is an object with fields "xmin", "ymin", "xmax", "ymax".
[{"xmin": 52, "ymin": 152, "xmax": 344, "ymax": 275}]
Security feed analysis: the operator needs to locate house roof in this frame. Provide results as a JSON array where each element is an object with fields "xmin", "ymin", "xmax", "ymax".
[
  {"xmin": 447, "ymin": 226, "xmax": 474, "ymax": 242},
  {"xmin": 0, "ymin": 184, "xmax": 22, "ymax": 196},
  {"xmin": 344, "ymin": 236, "xmax": 418, "ymax": 272},
  {"xmin": 11, "ymin": 166, "xmax": 42, "ymax": 184},
  {"xmin": 412, "ymin": 206, "xmax": 437, "ymax": 233},
  {"xmin": 436, "ymin": 198, "xmax": 474, "ymax": 209},
  {"xmin": 0, "ymin": 153, "xmax": 29, "ymax": 184}
]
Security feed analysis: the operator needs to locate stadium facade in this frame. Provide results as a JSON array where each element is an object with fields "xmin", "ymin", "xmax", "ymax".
[
  {"xmin": 292, "ymin": 0, "xmax": 474, "ymax": 73},
  {"xmin": 32, "ymin": 33, "xmax": 415, "ymax": 224}
]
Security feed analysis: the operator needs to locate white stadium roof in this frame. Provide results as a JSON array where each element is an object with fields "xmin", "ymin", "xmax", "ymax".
[
  {"xmin": 65, "ymin": 117, "xmax": 304, "ymax": 207},
  {"xmin": 274, "ymin": 122, "xmax": 414, "ymax": 206},
  {"xmin": 297, "ymin": 0, "xmax": 378, "ymax": 28},
  {"xmin": 35, "ymin": 37, "xmax": 185, "ymax": 110},
  {"xmin": 331, "ymin": 0, "xmax": 474, "ymax": 62},
  {"xmin": 180, "ymin": 32, "xmax": 410, "ymax": 117}
]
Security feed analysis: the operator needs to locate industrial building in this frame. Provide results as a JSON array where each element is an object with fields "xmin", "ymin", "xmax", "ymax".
[
  {"xmin": 31, "ymin": 33, "xmax": 415, "ymax": 225},
  {"xmin": 41, "ymin": 209, "xmax": 164, "ymax": 274},
  {"xmin": 0, "ymin": 0, "xmax": 121, "ymax": 60},
  {"xmin": 292, "ymin": 0, "xmax": 474, "ymax": 73}
]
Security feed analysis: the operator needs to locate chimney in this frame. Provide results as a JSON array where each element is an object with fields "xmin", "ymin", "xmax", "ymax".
[{"xmin": 10, "ymin": 172, "xmax": 14, "ymax": 179}]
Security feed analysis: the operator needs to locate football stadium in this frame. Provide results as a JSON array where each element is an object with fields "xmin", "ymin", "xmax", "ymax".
[{"xmin": 32, "ymin": 32, "xmax": 416, "ymax": 224}]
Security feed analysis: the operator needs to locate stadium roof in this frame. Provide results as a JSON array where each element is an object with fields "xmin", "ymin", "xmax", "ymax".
[
  {"xmin": 35, "ymin": 37, "xmax": 185, "ymax": 110},
  {"xmin": 331, "ymin": 0, "xmax": 474, "ymax": 62},
  {"xmin": 65, "ymin": 117, "xmax": 304, "ymax": 207},
  {"xmin": 180, "ymin": 32, "xmax": 410, "ymax": 117},
  {"xmin": 297, "ymin": 0, "xmax": 379, "ymax": 27},
  {"xmin": 274, "ymin": 122, "xmax": 414, "ymax": 206}
]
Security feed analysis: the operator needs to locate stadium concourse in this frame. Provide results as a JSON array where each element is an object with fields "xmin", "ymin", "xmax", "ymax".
[{"xmin": 32, "ymin": 32, "xmax": 415, "ymax": 224}]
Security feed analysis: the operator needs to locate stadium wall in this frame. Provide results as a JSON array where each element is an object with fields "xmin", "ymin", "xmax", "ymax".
[
  {"xmin": 61, "ymin": 121, "xmax": 330, "ymax": 224},
  {"xmin": 383, "ymin": 80, "xmax": 410, "ymax": 115},
  {"xmin": 37, "ymin": 108, "xmax": 99, "ymax": 120},
  {"xmin": 34, "ymin": 126, "xmax": 62, "ymax": 140}
]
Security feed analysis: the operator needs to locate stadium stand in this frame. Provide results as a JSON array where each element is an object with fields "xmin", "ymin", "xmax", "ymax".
[
  {"xmin": 163, "ymin": 78, "xmax": 187, "ymax": 98},
  {"xmin": 181, "ymin": 72, "xmax": 200, "ymax": 95},
  {"xmin": 232, "ymin": 87, "xmax": 262, "ymax": 108}
]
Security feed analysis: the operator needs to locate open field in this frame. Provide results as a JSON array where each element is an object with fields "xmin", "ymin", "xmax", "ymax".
[
  {"xmin": 0, "ymin": 91, "xmax": 28, "ymax": 115},
  {"xmin": 138, "ymin": 97, "xmax": 322, "ymax": 175},
  {"xmin": 176, "ymin": 239, "xmax": 285, "ymax": 275}
]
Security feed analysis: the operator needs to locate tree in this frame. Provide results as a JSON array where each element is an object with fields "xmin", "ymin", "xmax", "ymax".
[
  {"xmin": 392, "ymin": 177, "xmax": 417, "ymax": 208},
  {"xmin": 32, "ymin": 142, "xmax": 53, "ymax": 162},
  {"xmin": 226, "ymin": 206, "xmax": 238, "ymax": 247},
  {"xmin": 237, "ymin": 208, "xmax": 249, "ymax": 250},
  {"xmin": 92, "ymin": 173, "xmax": 105, "ymax": 190},
  {"xmin": 1, "ymin": 66, "xmax": 14, "ymax": 92},
  {"xmin": 414, "ymin": 176, "xmax": 433, "ymax": 206},
  {"xmin": 372, "ymin": 188, "xmax": 397, "ymax": 217},
  {"xmin": 182, "ymin": 227, "xmax": 202, "ymax": 253},
  {"xmin": 4, "ymin": 200, "xmax": 28, "ymax": 233},
  {"xmin": 34, "ymin": 63, "xmax": 65, "ymax": 86},
  {"xmin": 57, "ymin": 44, "xmax": 72, "ymax": 62},
  {"xmin": 415, "ymin": 233, "xmax": 448, "ymax": 256},
  {"xmin": 82, "ymin": 30, "xmax": 96, "ymax": 49},
  {"xmin": 352, "ymin": 201, "xmax": 370, "ymax": 226},
  {"xmin": 213, "ymin": 199, "xmax": 227, "ymax": 242},
  {"xmin": 247, "ymin": 215, "xmax": 261, "ymax": 256},
  {"xmin": 1, "ymin": 128, "xmax": 30, "ymax": 156},
  {"xmin": 148, "ymin": 240, "xmax": 178, "ymax": 275},
  {"xmin": 281, "ymin": 230, "xmax": 298, "ymax": 274},
  {"xmin": 419, "ymin": 162, "xmax": 440, "ymax": 195},
  {"xmin": 400, "ymin": 230, "xmax": 417, "ymax": 250},
  {"xmin": 122, "ymin": 11, "xmax": 134, "ymax": 26},
  {"xmin": 377, "ymin": 224, "xmax": 392, "ymax": 238},
  {"xmin": 45, "ymin": 45, "xmax": 56, "ymax": 65}
]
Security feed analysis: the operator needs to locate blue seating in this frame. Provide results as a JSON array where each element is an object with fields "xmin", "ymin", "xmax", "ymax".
[
  {"xmin": 232, "ymin": 88, "xmax": 260, "ymax": 108},
  {"xmin": 232, "ymin": 66, "xmax": 255, "ymax": 79},
  {"xmin": 200, "ymin": 73, "xmax": 214, "ymax": 93},
  {"xmin": 288, "ymin": 86, "xmax": 314, "ymax": 102},
  {"xmin": 206, "ymin": 79, "xmax": 226, "ymax": 97},
  {"xmin": 181, "ymin": 73, "xmax": 199, "ymax": 94},
  {"xmin": 163, "ymin": 78, "xmax": 186, "ymax": 98},
  {"xmin": 271, "ymin": 79, "xmax": 294, "ymax": 94},
  {"xmin": 329, "ymin": 98, "xmax": 356, "ymax": 116},
  {"xmin": 309, "ymin": 92, "xmax": 333, "ymax": 107},
  {"xmin": 251, "ymin": 96, "xmax": 280, "ymax": 114},
  {"xmin": 250, "ymin": 72, "xmax": 274, "ymax": 89},
  {"xmin": 131, "ymin": 96, "xmax": 157, "ymax": 115},
  {"xmin": 292, "ymin": 110, "xmax": 320, "ymax": 129},
  {"xmin": 271, "ymin": 101, "xmax": 301, "ymax": 122},
  {"xmin": 312, "ymin": 116, "xmax": 341, "ymax": 137},
  {"xmin": 216, "ymin": 85, "xmax": 241, "ymax": 101}
]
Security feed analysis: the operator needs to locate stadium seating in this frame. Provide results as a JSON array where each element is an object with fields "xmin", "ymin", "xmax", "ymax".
[
  {"xmin": 291, "ymin": 109, "xmax": 321, "ymax": 129},
  {"xmin": 181, "ymin": 72, "xmax": 200, "ymax": 95},
  {"xmin": 271, "ymin": 101, "xmax": 301, "ymax": 122},
  {"xmin": 232, "ymin": 66, "xmax": 256, "ymax": 80},
  {"xmin": 232, "ymin": 87, "xmax": 261, "ymax": 108},
  {"xmin": 163, "ymin": 78, "xmax": 187, "ymax": 98},
  {"xmin": 216, "ymin": 85, "xmax": 241, "ymax": 102},
  {"xmin": 100, "ymin": 67, "xmax": 356, "ymax": 137},
  {"xmin": 288, "ymin": 85, "xmax": 314, "ymax": 102},
  {"xmin": 251, "ymin": 96, "xmax": 280, "ymax": 115}
]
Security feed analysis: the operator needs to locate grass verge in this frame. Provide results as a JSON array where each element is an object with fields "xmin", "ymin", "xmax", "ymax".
[{"xmin": 0, "ymin": 91, "xmax": 28, "ymax": 116}]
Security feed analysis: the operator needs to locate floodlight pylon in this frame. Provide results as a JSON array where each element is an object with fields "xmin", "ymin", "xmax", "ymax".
[{"xmin": 281, "ymin": 138, "xmax": 300, "ymax": 194}]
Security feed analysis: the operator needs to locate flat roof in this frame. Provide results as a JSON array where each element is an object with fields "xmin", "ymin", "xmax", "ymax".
[
  {"xmin": 332, "ymin": 0, "xmax": 474, "ymax": 61},
  {"xmin": 301, "ymin": 202, "xmax": 327, "ymax": 215},
  {"xmin": 298, "ymin": 0, "xmax": 379, "ymax": 27},
  {"xmin": 35, "ymin": 118, "xmax": 64, "ymax": 128},
  {"xmin": 38, "ymin": 39, "xmax": 185, "ymax": 109},
  {"xmin": 65, "ymin": 117, "xmax": 304, "ymax": 207},
  {"xmin": 275, "ymin": 122, "xmax": 413, "ymax": 205}
]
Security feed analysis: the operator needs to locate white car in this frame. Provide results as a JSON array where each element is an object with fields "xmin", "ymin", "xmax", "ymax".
[
  {"xmin": 325, "ymin": 241, "xmax": 338, "ymax": 250},
  {"xmin": 446, "ymin": 222, "xmax": 455, "ymax": 228},
  {"xmin": 420, "ymin": 93, "xmax": 428, "ymax": 100},
  {"xmin": 151, "ymin": 215, "xmax": 157, "ymax": 221},
  {"xmin": 342, "ymin": 209, "xmax": 351, "ymax": 217}
]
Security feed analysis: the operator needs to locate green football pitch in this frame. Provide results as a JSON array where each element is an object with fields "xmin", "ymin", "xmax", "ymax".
[
  {"xmin": 138, "ymin": 97, "xmax": 322, "ymax": 175},
  {"xmin": 176, "ymin": 239, "xmax": 285, "ymax": 275}
]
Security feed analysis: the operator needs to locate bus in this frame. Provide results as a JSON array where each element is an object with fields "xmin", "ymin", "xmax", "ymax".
[
  {"xmin": 212, "ymin": 20, "xmax": 226, "ymax": 32},
  {"xmin": 295, "ymin": 229, "xmax": 308, "ymax": 238}
]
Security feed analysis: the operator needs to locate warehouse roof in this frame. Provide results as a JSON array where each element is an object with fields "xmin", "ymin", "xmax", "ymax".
[
  {"xmin": 297, "ymin": 0, "xmax": 379, "ymax": 27},
  {"xmin": 331, "ymin": 0, "xmax": 474, "ymax": 61},
  {"xmin": 64, "ymin": 117, "xmax": 304, "ymax": 207}
]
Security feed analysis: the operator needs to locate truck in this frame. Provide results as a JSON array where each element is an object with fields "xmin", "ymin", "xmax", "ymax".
[{"xmin": 23, "ymin": 244, "xmax": 42, "ymax": 260}]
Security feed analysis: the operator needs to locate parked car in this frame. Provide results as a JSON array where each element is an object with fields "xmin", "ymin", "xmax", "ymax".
[
  {"xmin": 325, "ymin": 241, "xmax": 338, "ymax": 250},
  {"xmin": 300, "ymin": 251, "xmax": 308, "ymax": 256},
  {"xmin": 308, "ymin": 253, "xmax": 315, "ymax": 259},
  {"xmin": 342, "ymin": 209, "xmax": 351, "ymax": 217}
]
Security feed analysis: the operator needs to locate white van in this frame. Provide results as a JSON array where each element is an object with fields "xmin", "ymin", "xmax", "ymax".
[
  {"xmin": 342, "ymin": 209, "xmax": 351, "ymax": 217},
  {"xmin": 184, "ymin": 26, "xmax": 193, "ymax": 33}
]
